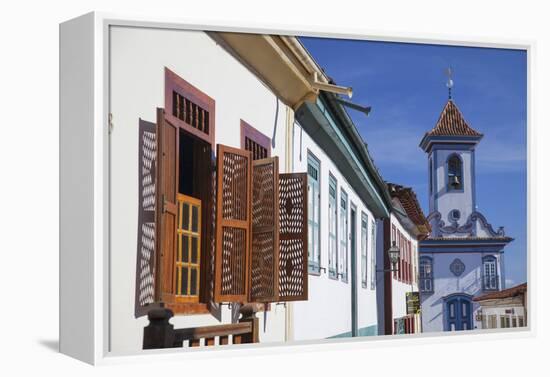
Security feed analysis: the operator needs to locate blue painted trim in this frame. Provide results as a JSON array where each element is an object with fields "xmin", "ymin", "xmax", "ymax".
[
  {"xmin": 472, "ymin": 149, "xmax": 477, "ymax": 213},
  {"xmin": 307, "ymin": 151, "xmax": 322, "ymax": 274},
  {"xmin": 328, "ymin": 324, "xmax": 378, "ymax": 338},
  {"xmin": 431, "ymin": 144, "xmax": 476, "ymax": 151},
  {"xmin": 444, "ymin": 294, "xmax": 473, "ymax": 331},
  {"xmin": 434, "ymin": 150, "xmax": 438, "ymax": 213},
  {"xmin": 420, "ymin": 135, "xmax": 482, "ymax": 153},
  {"xmin": 316, "ymin": 98, "xmax": 389, "ymax": 217}
]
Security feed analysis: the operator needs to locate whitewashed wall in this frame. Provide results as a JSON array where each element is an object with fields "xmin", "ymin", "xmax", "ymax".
[
  {"xmin": 420, "ymin": 251, "xmax": 503, "ymax": 332},
  {"xmin": 291, "ymin": 122, "xmax": 379, "ymax": 340},
  {"xmin": 110, "ymin": 26, "xmax": 289, "ymax": 354},
  {"xmin": 390, "ymin": 214, "xmax": 420, "ymax": 332},
  {"xmin": 475, "ymin": 303, "xmax": 526, "ymax": 329}
]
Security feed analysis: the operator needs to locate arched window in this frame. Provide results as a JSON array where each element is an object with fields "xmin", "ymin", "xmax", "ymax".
[
  {"xmin": 447, "ymin": 154, "xmax": 463, "ymax": 190},
  {"xmin": 482, "ymin": 256, "xmax": 498, "ymax": 291},
  {"xmin": 419, "ymin": 256, "xmax": 434, "ymax": 293}
]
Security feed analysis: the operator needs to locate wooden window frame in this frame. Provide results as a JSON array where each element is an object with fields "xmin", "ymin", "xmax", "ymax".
[
  {"xmin": 241, "ymin": 120, "xmax": 271, "ymax": 160},
  {"xmin": 159, "ymin": 68, "xmax": 216, "ymax": 316},
  {"xmin": 165, "ymin": 67, "xmax": 215, "ymax": 146}
]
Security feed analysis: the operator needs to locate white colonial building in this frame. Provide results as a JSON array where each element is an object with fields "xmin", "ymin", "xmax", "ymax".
[
  {"xmin": 418, "ymin": 98, "xmax": 513, "ymax": 333},
  {"xmin": 291, "ymin": 91, "xmax": 392, "ymax": 339},
  {"xmin": 376, "ymin": 183, "xmax": 430, "ymax": 335},
  {"xmin": 474, "ymin": 283, "xmax": 527, "ymax": 329}
]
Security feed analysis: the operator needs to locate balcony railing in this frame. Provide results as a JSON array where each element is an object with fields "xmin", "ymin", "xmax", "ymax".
[{"xmin": 482, "ymin": 274, "xmax": 499, "ymax": 291}]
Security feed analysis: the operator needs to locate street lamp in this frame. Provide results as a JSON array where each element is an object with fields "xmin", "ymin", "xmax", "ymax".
[
  {"xmin": 388, "ymin": 241, "xmax": 400, "ymax": 271},
  {"xmin": 377, "ymin": 241, "xmax": 400, "ymax": 273}
]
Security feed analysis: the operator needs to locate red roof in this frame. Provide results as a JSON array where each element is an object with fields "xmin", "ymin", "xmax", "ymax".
[
  {"xmin": 425, "ymin": 100, "xmax": 483, "ymax": 137},
  {"xmin": 387, "ymin": 183, "xmax": 430, "ymax": 236},
  {"xmin": 473, "ymin": 283, "xmax": 527, "ymax": 301}
]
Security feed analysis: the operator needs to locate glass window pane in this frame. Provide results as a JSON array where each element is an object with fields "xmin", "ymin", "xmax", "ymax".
[
  {"xmin": 190, "ymin": 268, "xmax": 198, "ymax": 296},
  {"xmin": 182, "ymin": 267, "xmax": 189, "ymax": 295},
  {"xmin": 182, "ymin": 235, "xmax": 189, "ymax": 263},
  {"xmin": 191, "ymin": 236, "xmax": 198, "ymax": 263},
  {"xmin": 191, "ymin": 205, "xmax": 199, "ymax": 232},
  {"xmin": 182, "ymin": 203, "xmax": 190, "ymax": 230}
]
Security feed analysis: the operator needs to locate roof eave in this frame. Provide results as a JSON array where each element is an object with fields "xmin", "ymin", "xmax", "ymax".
[{"xmin": 419, "ymin": 134, "xmax": 484, "ymax": 153}]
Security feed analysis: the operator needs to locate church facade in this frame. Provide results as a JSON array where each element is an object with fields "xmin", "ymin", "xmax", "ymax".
[{"xmin": 418, "ymin": 99, "xmax": 513, "ymax": 333}]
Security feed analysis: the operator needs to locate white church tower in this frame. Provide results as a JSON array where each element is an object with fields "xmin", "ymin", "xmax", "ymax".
[{"xmin": 418, "ymin": 73, "xmax": 513, "ymax": 333}]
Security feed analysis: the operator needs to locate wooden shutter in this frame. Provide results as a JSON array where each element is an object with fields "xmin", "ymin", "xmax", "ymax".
[
  {"xmin": 277, "ymin": 173, "xmax": 308, "ymax": 301},
  {"xmin": 214, "ymin": 144, "xmax": 252, "ymax": 302},
  {"xmin": 155, "ymin": 108, "xmax": 179, "ymax": 304},
  {"xmin": 249, "ymin": 157, "xmax": 279, "ymax": 302},
  {"xmin": 134, "ymin": 119, "xmax": 159, "ymax": 317}
]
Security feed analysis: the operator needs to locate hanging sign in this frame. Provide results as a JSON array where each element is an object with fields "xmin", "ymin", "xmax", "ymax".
[{"xmin": 406, "ymin": 292, "xmax": 421, "ymax": 315}]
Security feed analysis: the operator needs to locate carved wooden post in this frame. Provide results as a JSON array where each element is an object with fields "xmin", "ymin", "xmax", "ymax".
[
  {"xmin": 143, "ymin": 307, "xmax": 175, "ymax": 349},
  {"xmin": 237, "ymin": 304, "xmax": 260, "ymax": 344}
]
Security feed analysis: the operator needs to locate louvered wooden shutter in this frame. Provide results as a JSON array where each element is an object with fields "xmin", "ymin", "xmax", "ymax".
[
  {"xmin": 277, "ymin": 173, "xmax": 308, "ymax": 301},
  {"xmin": 249, "ymin": 157, "xmax": 280, "ymax": 303},
  {"xmin": 214, "ymin": 144, "xmax": 252, "ymax": 302},
  {"xmin": 155, "ymin": 108, "xmax": 179, "ymax": 304},
  {"xmin": 134, "ymin": 119, "xmax": 159, "ymax": 317}
]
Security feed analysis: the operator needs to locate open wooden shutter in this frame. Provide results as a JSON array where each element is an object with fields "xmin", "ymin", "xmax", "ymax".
[
  {"xmin": 249, "ymin": 157, "xmax": 279, "ymax": 303},
  {"xmin": 155, "ymin": 108, "xmax": 179, "ymax": 304},
  {"xmin": 134, "ymin": 118, "xmax": 159, "ymax": 317},
  {"xmin": 277, "ymin": 173, "xmax": 308, "ymax": 301},
  {"xmin": 214, "ymin": 144, "xmax": 252, "ymax": 302}
]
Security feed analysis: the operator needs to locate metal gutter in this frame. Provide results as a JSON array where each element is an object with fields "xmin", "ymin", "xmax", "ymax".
[{"xmin": 320, "ymin": 92, "xmax": 393, "ymax": 215}]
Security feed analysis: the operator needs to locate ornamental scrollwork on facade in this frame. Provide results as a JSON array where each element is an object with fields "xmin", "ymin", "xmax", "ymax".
[{"xmin": 427, "ymin": 210, "xmax": 505, "ymax": 237}]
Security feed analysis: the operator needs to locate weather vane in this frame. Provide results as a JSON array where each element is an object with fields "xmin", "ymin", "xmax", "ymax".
[{"xmin": 446, "ymin": 67, "xmax": 454, "ymax": 100}]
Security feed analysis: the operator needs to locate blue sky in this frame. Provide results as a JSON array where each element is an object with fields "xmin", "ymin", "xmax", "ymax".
[{"xmin": 300, "ymin": 37, "xmax": 527, "ymax": 286}]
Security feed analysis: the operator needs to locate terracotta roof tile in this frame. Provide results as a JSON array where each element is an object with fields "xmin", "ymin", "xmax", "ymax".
[
  {"xmin": 473, "ymin": 283, "xmax": 527, "ymax": 301},
  {"xmin": 387, "ymin": 183, "xmax": 430, "ymax": 235},
  {"xmin": 426, "ymin": 100, "xmax": 483, "ymax": 137}
]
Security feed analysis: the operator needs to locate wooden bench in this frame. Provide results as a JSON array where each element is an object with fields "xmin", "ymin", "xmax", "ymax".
[{"xmin": 143, "ymin": 307, "xmax": 259, "ymax": 349}]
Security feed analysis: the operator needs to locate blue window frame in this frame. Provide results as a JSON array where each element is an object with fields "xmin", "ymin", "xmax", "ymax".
[
  {"xmin": 339, "ymin": 190, "xmax": 348, "ymax": 282},
  {"xmin": 307, "ymin": 152, "xmax": 321, "ymax": 274},
  {"xmin": 482, "ymin": 255, "xmax": 498, "ymax": 291},
  {"xmin": 419, "ymin": 256, "xmax": 433, "ymax": 293},
  {"xmin": 361, "ymin": 213, "xmax": 368, "ymax": 288},
  {"xmin": 328, "ymin": 174, "xmax": 338, "ymax": 279}
]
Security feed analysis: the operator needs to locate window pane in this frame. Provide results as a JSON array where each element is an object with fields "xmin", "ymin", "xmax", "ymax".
[
  {"xmin": 191, "ymin": 205, "xmax": 199, "ymax": 232},
  {"xmin": 190, "ymin": 268, "xmax": 198, "ymax": 296},
  {"xmin": 182, "ymin": 203, "xmax": 190, "ymax": 230},
  {"xmin": 182, "ymin": 267, "xmax": 189, "ymax": 295},
  {"xmin": 191, "ymin": 236, "xmax": 198, "ymax": 263},
  {"xmin": 182, "ymin": 235, "xmax": 189, "ymax": 263}
]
